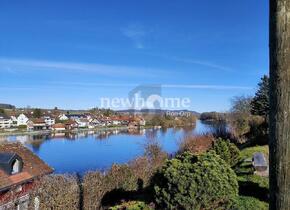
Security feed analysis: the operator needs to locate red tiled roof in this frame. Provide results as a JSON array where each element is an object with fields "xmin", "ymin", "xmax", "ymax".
[
  {"xmin": 0, "ymin": 143, "xmax": 53, "ymax": 192},
  {"xmin": 31, "ymin": 118, "xmax": 46, "ymax": 124},
  {"xmin": 52, "ymin": 123, "xmax": 65, "ymax": 129}
]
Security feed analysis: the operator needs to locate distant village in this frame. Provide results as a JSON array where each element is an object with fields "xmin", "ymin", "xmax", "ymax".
[{"xmin": 0, "ymin": 108, "xmax": 146, "ymax": 133}]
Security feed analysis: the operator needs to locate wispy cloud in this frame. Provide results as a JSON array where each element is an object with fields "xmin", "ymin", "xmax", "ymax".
[
  {"xmin": 140, "ymin": 52, "xmax": 233, "ymax": 72},
  {"xmin": 121, "ymin": 24, "xmax": 146, "ymax": 49},
  {"xmin": 168, "ymin": 57, "xmax": 233, "ymax": 72},
  {"xmin": 32, "ymin": 81, "xmax": 252, "ymax": 91},
  {"xmin": 0, "ymin": 57, "xmax": 162, "ymax": 78}
]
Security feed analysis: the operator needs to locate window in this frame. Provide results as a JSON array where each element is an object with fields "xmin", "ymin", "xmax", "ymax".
[{"xmin": 12, "ymin": 159, "xmax": 21, "ymax": 174}]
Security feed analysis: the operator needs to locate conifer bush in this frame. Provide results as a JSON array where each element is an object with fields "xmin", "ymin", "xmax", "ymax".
[
  {"xmin": 212, "ymin": 138, "xmax": 240, "ymax": 167},
  {"xmin": 153, "ymin": 152, "xmax": 239, "ymax": 210}
]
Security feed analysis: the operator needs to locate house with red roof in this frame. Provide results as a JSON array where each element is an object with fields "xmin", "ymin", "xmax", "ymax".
[{"xmin": 0, "ymin": 143, "xmax": 53, "ymax": 209}]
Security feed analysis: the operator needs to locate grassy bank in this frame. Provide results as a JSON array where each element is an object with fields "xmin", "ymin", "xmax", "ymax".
[{"xmin": 235, "ymin": 145, "xmax": 269, "ymax": 207}]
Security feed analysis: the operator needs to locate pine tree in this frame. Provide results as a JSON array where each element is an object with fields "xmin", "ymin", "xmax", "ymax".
[{"xmin": 251, "ymin": 75, "xmax": 269, "ymax": 116}]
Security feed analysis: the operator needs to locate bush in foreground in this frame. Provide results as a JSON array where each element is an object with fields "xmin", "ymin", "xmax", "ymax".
[
  {"xmin": 29, "ymin": 175, "xmax": 80, "ymax": 210},
  {"xmin": 153, "ymin": 152, "xmax": 239, "ymax": 210},
  {"xmin": 83, "ymin": 165, "xmax": 138, "ymax": 210},
  {"xmin": 212, "ymin": 138, "xmax": 240, "ymax": 167}
]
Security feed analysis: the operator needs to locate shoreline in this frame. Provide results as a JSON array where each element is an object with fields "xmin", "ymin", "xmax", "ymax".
[
  {"xmin": 0, "ymin": 126, "xmax": 135, "ymax": 137},
  {"xmin": 0, "ymin": 123, "xmax": 197, "ymax": 137}
]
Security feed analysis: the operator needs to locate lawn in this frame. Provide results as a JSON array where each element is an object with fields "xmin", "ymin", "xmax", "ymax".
[
  {"xmin": 240, "ymin": 145, "xmax": 269, "ymax": 160},
  {"xmin": 235, "ymin": 145, "xmax": 269, "ymax": 203}
]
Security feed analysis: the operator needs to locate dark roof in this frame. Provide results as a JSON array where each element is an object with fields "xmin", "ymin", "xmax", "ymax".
[
  {"xmin": 0, "ymin": 143, "xmax": 53, "ymax": 192},
  {"xmin": 67, "ymin": 114, "xmax": 86, "ymax": 118},
  {"xmin": 0, "ymin": 153, "xmax": 23, "ymax": 175},
  {"xmin": 0, "ymin": 153, "xmax": 17, "ymax": 164}
]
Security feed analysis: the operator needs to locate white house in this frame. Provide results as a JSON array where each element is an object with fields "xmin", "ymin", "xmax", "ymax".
[
  {"xmin": 10, "ymin": 116, "xmax": 17, "ymax": 124},
  {"xmin": 17, "ymin": 114, "xmax": 29, "ymax": 126},
  {"xmin": 76, "ymin": 119, "xmax": 89, "ymax": 128},
  {"xmin": 0, "ymin": 116, "xmax": 12, "ymax": 129},
  {"xmin": 44, "ymin": 116, "xmax": 55, "ymax": 126},
  {"xmin": 58, "ymin": 114, "xmax": 69, "ymax": 121}
]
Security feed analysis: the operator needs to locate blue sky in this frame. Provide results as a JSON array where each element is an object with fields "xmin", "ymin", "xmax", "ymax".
[{"xmin": 0, "ymin": 0, "xmax": 269, "ymax": 112}]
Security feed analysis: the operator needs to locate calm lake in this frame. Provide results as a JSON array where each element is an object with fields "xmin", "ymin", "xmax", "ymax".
[{"xmin": 4, "ymin": 120, "xmax": 218, "ymax": 174}]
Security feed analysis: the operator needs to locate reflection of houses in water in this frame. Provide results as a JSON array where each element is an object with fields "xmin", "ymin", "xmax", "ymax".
[
  {"xmin": 88, "ymin": 130, "xmax": 95, "ymax": 135},
  {"xmin": 15, "ymin": 136, "xmax": 30, "ymax": 144},
  {"xmin": 94, "ymin": 128, "xmax": 145, "ymax": 140},
  {"xmin": 76, "ymin": 132, "xmax": 87, "ymax": 139},
  {"xmin": 95, "ymin": 131, "xmax": 112, "ymax": 140},
  {"xmin": 52, "ymin": 132, "xmax": 66, "ymax": 138},
  {"xmin": 128, "ymin": 128, "xmax": 145, "ymax": 135},
  {"xmin": 50, "ymin": 132, "xmax": 78, "ymax": 140},
  {"xmin": 112, "ymin": 130, "xmax": 120, "ymax": 135}
]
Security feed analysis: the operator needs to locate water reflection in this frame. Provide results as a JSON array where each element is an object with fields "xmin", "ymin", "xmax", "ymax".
[{"xmin": 1, "ymin": 120, "xmax": 220, "ymax": 173}]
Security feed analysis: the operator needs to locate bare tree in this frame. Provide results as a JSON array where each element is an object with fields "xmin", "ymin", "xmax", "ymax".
[{"xmin": 269, "ymin": 0, "xmax": 290, "ymax": 209}]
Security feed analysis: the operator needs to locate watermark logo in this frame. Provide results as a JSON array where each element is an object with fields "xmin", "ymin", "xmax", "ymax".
[{"xmin": 100, "ymin": 85, "xmax": 191, "ymax": 111}]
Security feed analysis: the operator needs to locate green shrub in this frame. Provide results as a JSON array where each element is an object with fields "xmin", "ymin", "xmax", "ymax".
[
  {"xmin": 153, "ymin": 152, "xmax": 239, "ymax": 210},
  {"xmin": 237, "ymin": 196, "xmax": 268, "ymax": 210},
  {"xmin": 212, "ymin": 138, "xmax": 240, "ymax": 167},
  {"xmin": 18, "ymin": 125, "xmax": 27, "ymax": 130}
]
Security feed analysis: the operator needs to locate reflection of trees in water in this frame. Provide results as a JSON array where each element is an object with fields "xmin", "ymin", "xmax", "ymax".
[
  {"xmin": 95, "ymin": 131, "xmax": 112, "ymax": 140},
  {"xmin": 29, "ymin": 134, "xmax": 51, "ymax": 151},
  {"xmin": 160, "ymin": 127, "xmax": 168, "ymax": 136},
  {"xmin": 145, "ymin": 129, "xmax": 158, "ymax": 140},
  {"xmin": 200, "ymin": 121, "xmax": 228, "ymax": 136},
  {"xmin": 172, "ymin": 127, "xmax": 183, "ymax": 134},
  {"xmin": 182, "ymin": 125, "xmax": 196, "ymax": 136}
]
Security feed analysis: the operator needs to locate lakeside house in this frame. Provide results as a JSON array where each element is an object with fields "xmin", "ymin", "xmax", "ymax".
[
  {"xmin": 58, "ymin": 114, "xmax": 68, "ymax": 121},
  {"xmin": 0, "ymin": 112, "xmax": 146, "ymax": 132},
  {"xmin": 16, "ymin": 114, "xmax": 29, "ymax": 127},
  {"xmin": 0, "ymin": 116, "xmax": 12, "ymax": 129},
  {"xmin": 64, "ymin": 119, "xmax": 78, "ymax": 130},
  {"xmin": 51, "ymin": 123, "xmax": 66, "ymax": 131},
  {"xmin": 76, "ymin": 118, "xmax": 89, "ymax": 128},
  {"xmin": 0, "ymin": 143, "xmax": 53, "ymax": 209},
  {"xmin": 43, "ymin": 116, "xmax": 55, "ymax": 127},
  {"xmin": 27, "ymin": 119, "xmax": 48, "ymax": 131}
]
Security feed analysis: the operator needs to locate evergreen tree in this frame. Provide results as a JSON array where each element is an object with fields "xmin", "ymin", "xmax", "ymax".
[
  {"xmin": 33, "ymin": 108, "xmax": 42, "ymax": 118},
  {"xmin": 251, "ymin": 75, "xmax": 269, "ymax": 116}
]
